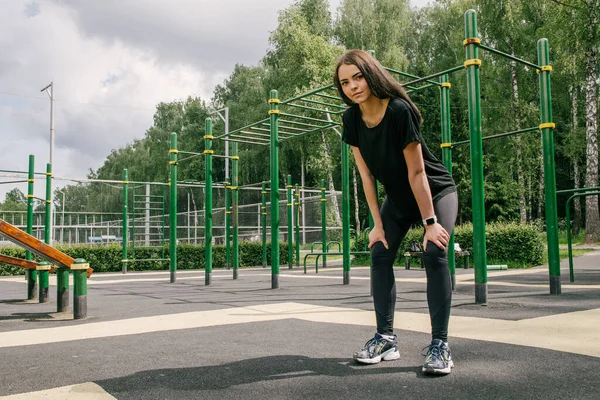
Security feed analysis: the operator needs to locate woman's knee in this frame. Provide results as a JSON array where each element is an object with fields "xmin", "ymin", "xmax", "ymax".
[
  {"xmin": 422, "ymin": 241, "xmax": 448, "ymax": 268},
  {"xmin": 371, "ymin": 242, "xmax": 395, "ymax": 270}
]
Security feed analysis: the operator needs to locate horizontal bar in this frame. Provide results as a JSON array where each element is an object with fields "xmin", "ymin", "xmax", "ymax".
[
  {"xmin": 273, "ymin": 119, "xmax": 322, "ymax": 129},
  {"xmin": 301, "ymin": 98, "xmax": 346, "ymax": 109},
  {"xmin": 557, "ymin": 186, "xmax": 600, "ymax": 195},
  {"xmin": 402, "ymin": 65, "xmax": 464, "ymax": 87},
  {"xmin": 479, "ymin": 44, "xmax": 541, "ymax": 70},
  {"xmin": 0, "ymin": 180, "xmax": 28, "ymax": 185},
  {"xmin": 221, "ymin": 117, "xmax": 270, "ymax": 138},
  {"xmin": 314, "ymin": 92, "xmax": 343, "ymax": 101},
  {"xmin": 286, "ymin": 102, "xmax": 340, "ymax": 114},
  {"xmin": 385, "ymin": 67, "xmax": 438, "ymax": 88},
  {"xmin": 280, "ymin": 123, "xmax": 340, "ymax": 142},
  {"xmin": 221, "ymin": 137, "xmax": 269, "ymax": 146},
  {"xmin": 406, "ymin": 83, "xmax": 439, "ymax": 94},
  {"xmin": 280, "ymin": 84, "xmax": 336, "ymax": 105},
  {"xmin": 0, "ymin": 169, "xmax": 47, "ymax": 176},
  {"xmin": 453, "ymin": 126, "xmax": 540, "ymax": 147},
  {"xmin": 279, "ymin": 113, "xmax": 341, "ymax": 125}
]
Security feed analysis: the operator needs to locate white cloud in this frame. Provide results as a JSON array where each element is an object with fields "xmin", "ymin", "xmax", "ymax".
[{"xmin": 0, "ymin": 0, "xmax": 428, "ymax": 201}]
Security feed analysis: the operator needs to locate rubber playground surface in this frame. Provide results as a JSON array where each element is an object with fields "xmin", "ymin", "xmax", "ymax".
[{"xmin": 1, "ymin": 251, "xmax": 599, "ymax": 400}]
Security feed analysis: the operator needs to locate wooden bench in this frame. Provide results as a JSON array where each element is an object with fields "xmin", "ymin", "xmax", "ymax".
[{"xmin": 404, "ymin": 250, "xmax": 470, "ymax": 270}]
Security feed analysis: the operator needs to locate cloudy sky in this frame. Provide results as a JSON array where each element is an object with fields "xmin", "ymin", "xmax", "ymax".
[{"xmin": 0, "ymin": 0, "xmax": 430, "ymax": 199}]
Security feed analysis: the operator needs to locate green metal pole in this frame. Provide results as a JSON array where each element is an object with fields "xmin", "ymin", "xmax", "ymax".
[
  {"xmin": 232, "ymin": 142, "xmax": 239, "ymax": 279},
  {"xmin": 538, "ymin": 38, "xmax": 561, "ymax": 295},
  {"xmin": 566, "ymin": 196, "xmax": 573, "ymax": 282},
  {"xmin": 269, "ymin": 90, "xmax": 280, "ymax": 289},
  {"xmin": 440, "ymin": 75, "xmax": 456, "ymax": 290},
  {"xmin": 122, "ymin": 169, "xmax": 129, "ymax": 274},
  {"xmin": 341, "ymin": 141, "xmax": 351, "ymax": 285},
  {"xmin": 287, "ymin": 175, "xmax": 293, "ymax": 269},
  {"xmin": 225, "ymin": 178, "xmax": 231, "ymax": 270},
  {"xmin": 205, "ymin": 119, "xmax": 213, "ymax": 286},
  {"xmin": 55, "ymin": 166, "xmax": 69, "ymax": 311},
  {"xmin": 566, "ymin": 192, "xmax": 600, "ymax": 282},
  {"xmin": 295, "ymin": 184, "xmax": 300, "ymax": 268},
  {"xmin": 465, "ymin": 9, "xmax": 487, "ymax": 304},
  {"xmin": 26, "ymin": 155, "xmax": 38, "ymax": 301},
  {"xmin": 321, "ymin": 179, "xmax": 327, "ymax": 268},
  {"xmin": 72, "ymin": 258, "xmax": 88, "ymax": 319},
  {"xmin": 38, "ymin": 262, "xmax": 50, "ymax": 304},
  {"xmin": 261, "ymin": 183, "xmax": 267, "ymax": 268},
  {"xmin": 169, "ymin": 133, "xmax": 178, "ymax": 283}
]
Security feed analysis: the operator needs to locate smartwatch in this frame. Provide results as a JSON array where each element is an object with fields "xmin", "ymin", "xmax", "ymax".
[{"xmin": 422, "ymin": 215, "xmax": 437, "ymax": 226}]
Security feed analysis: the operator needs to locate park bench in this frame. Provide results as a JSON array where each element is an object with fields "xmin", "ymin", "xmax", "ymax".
[
  {"xmin": 404, "ymin": 241, "xmax": 470, "ymax": 270},
  {"xmin": 0, "ymin": 219, "xmax": 92, "ymax": 319}
]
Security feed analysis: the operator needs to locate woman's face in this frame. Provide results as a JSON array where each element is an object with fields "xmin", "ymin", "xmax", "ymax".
[{"xmin": 338, "ymin": 63, "xmax": 372, "ymax": 104}]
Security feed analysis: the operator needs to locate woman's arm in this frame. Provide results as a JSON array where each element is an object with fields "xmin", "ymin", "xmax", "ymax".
[
  {"xmin": 403, "ymin": 141, "xmax": 449, "ymax": 250},
  {"xmin": 351, "ymin": 146, "xmax": 388, "ymax": 249}
]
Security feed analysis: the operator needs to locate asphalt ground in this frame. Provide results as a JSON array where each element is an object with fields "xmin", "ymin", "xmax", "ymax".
[{"xmin": 0, "ymin": 251, "xmax": 599, "ymax": 399}]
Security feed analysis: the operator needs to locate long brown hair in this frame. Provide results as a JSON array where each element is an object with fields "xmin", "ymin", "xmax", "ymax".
[{"xmin": 333, "ymin": 49, "xmax": 423, "ymax": 123}]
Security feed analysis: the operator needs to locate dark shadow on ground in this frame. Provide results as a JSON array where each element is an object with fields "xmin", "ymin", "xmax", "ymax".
[{"xmin": 97, "ymin": 355, "xmax": 430, "ymax": 396}]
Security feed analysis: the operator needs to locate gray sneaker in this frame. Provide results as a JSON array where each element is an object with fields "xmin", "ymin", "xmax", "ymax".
[
  {"xmin": 353, "ymin": 333, "xmax": 400, "ymax": 364},
  {"xmin": 422, "ymin": 339, "xmax": 454, "ymax": 375}
]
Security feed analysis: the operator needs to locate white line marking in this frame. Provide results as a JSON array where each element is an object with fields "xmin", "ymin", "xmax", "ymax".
[{"xmin": 0, "ymin": 302, "xmax": 598, "ymax": 359}]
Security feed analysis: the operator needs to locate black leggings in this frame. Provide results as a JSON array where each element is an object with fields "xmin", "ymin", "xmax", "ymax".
[{"xmin": 370, "ymin": 192, "xmax": 458, "ymax": 342}]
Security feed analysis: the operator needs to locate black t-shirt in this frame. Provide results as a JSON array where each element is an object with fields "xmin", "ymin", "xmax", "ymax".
[{"xmin": 342, "ymin": 97, "xmax": 456, "ymax": 222}]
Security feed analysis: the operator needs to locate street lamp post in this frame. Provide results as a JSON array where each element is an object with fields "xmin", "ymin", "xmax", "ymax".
[{"xmin": 41, "ymin": 82, "xmax": 55, "ymax": 244}]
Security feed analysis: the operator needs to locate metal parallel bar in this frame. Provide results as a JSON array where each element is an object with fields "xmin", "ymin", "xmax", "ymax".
[
  {"xmin": 280, "ymin": 84, "xmax": 335, "ymax": 105},
  {"xmin": 479, "ymin": 44, "xmax": 542, "ymax": 70},
  {"xmin": 557, "ymin": 186, "xmax": 600, "ymax": 195},
  {"xmin": 385, "ymin": 67, "xmax": 440, "ymax": 87},
  {"xmin": 270, "ymin": 119, "xmax": 322, "ymax": 128},
  {"xmin": 279, "ymin": 113, "xmax": 341, "ymax": 124},
  {"xmin": 280, "ymin": 123, "xmax": 340, "ymax": 142},
  {"xmin": 229, "ymin": 132, "xmax": 270, "ymax": 142},
  {"xmin": 178, "ymin": 151, "xmax": 203, "ymax": 156},
  {"xmin": 247, "ymin": 126, "xmax": 303, "ymax": 136},
  {"xmin": 222, "ymin": 137, "xmax": 269, "ymax": 146},
  {"xmin": 220, "ymin": 117, "xmax": 270, "ymax": 138},
  {"xmin": 300, "ymin": 98, "xmax": 346, "ymax": 109},
  {"xmin": 239, "ymin": 130, "xmax": 271, "ymax": 138},
  {"xmin": 0, "ymin": 169, "xmax": 47, "ymax": 176},
  {"xmin": 406, "ymin": 83, "xmax": 439, "ymax": 93},
  {"xmin": 402, "ymin": 65, "xmax": 465, "ymax": 87},
  {"xmin": 285, "ymin": 102, "xmax": 341, "ymax": 115},
  {"xmin": 314, "ymin": 92, "xmax": 343, "ymax": 101},
  {"xmin": 453, "ymin": 126, "xmax": 540, "ymax": 146},
  {"xmin": 0, "ymin": 180, "xmax": 28, "ymax": 185}
]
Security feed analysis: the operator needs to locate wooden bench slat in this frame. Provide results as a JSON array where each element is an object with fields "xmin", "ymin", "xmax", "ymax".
[
  {"xmin": 0, "ymin": 253, "xmax": 38, "ymax": 270},
  {"xmin": 0, "ymin": 220, "xmax": 75, "ymax": 269}
]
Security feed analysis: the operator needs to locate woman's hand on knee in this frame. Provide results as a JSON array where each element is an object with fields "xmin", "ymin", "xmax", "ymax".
[
  {"xmin": 368, "ymin": 226, "xmax": 389, "ymax": 250},
  {"xmin": 423, "ymin": 223, "xmax": 449, "ymax": 251}
]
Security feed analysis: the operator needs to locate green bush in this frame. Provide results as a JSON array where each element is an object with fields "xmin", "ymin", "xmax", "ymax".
[
  {"xmin": 352, "ymin": 222, "xmax": 544, "ymax": 267},
  {"xmin": 0, "ymin": 241, "xmax": 288, "ymax": 276}
]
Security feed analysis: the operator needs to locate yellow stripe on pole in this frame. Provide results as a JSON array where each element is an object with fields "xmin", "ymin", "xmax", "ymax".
[
  {"xmin": 169, "ymin": 161, "xmax": 178, "ymax": 165},
  {"xmin": 28, "ymin": 179, "xmax": 34, "ymax": 183},
  {"xmin": 539, "ymin": 122, "xmax": 556, "ymax": 130},
  {"xmin": 204, "ymin": 150, "xmax": 214, "ymax": 154},
  {"xmin": 464, "ymin": 59, "xmax": 482, "ymax": 68},
  {"xmin": 537, "ymin": 65, "xmax": 553, "ymax": 74},
  {"xmin": 204, "ymin": 135, "xmax": 214, "ymax": 139},
  {"xmin": 440, "ymin": 82, "xmax": 452, "ymax": 88},
  {"xmin": 463, "ymin": 37, "xmax": 481, "ymax": 46},
  {"xmin": 230, "ymin": 156, "xmax": 240, "ymax": 160},
  {"xmin": 268, "ymin": 110, "xmax": 280, "ymax": 115},
  {"xmin": 268, "ymin": 98, "xmax": 281, "ymax": 104},
  {"xmin": 440, "ymin": 143, "xmax": 453, "ymax": 148},
  {"xmin": 169, "ymin": 149, "xmax": 179, "ymax": 153}
]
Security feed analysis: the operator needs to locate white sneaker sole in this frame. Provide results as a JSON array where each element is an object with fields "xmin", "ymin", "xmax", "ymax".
[
  {"xmin": 354, "ymin": 349, "xmax": 400, "ymax": 364},
  {"xmin": 422, "ymin": 359, "xmax": 454, "ymax": 375}
]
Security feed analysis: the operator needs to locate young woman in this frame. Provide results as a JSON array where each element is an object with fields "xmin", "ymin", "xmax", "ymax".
[{"xmin": 333, "ymin": 49, "xmax": 458, "ymax": 375}]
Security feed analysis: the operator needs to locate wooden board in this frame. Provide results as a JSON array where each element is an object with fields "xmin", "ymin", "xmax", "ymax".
[
  {"xmin": 0, "ymin": 253, "xmax": 38, "ymax": 270},
  {"xmin": 0, "ymin": 220, "xmax": 75, "ymax": 269}
]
